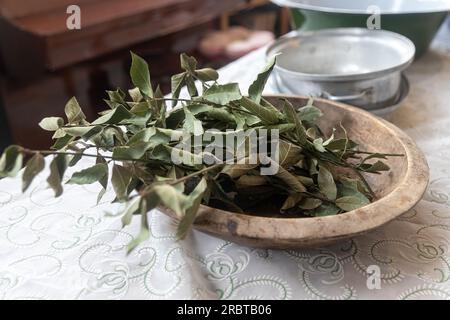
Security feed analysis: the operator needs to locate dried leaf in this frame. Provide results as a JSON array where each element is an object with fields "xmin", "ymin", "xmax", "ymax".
[
  {"xmin": 195, "ymin": 68, "xmax": 218, "ymax": 82},
  {"xmin": 39, "ymin": 117, "xmax": 64, "ymax": 131},
  {"xmin": 171, "ymin": 72, "xmax": 186, "ymax": 106},
  {"xmin": 281, "ymin": 193, "xmax": 302, "ymax": 211},
  {"xmin": 65, "ymin": 97, "xmax": 86, "ymax": 124},
  {"xmin": 127, "ymin": 197, "xmax": 156, "ymax": 253},
  {"xmin": 203, "ymin": 83, "xmax": 242, "ymax": 105},
  {"xmin": 275, "ymin": 165, "xmax": 306, "ymax": 193},
  {"xmin": 313, "ymin": 138, "xmax": 326, "ymax": 153},
  {"xmin": 121, "ymin": 198, "xmax": 140, "ymax": 226},
  {"xmin": 180, "ymin": 53, "xmax": 198, "ymax": 74},
  {"xmin": 130, "ymin": 52, "xmax": 153, "ymax": 98},
  {"xmin": 278, "ymin": 140, "xmax": 303, "ymax": 167},
  {"xmin": 0, "ymin": 145, "xmax": 23, "ymax": 178},
  {"xmin": 336, "ymin": 195, "xmax": 370, "ymax": 211},
  {"xmin": 359, "ymin": 160, "xmax": 390, "ymax": 173},
  {"xmin": 311, "ymin": 203, "xmax": 340, "ymax": 217},
  {"xmin": 318, "ymin": 165, "xmax": 337, "ymax": 200},
  {"xmin": 241, "ymin": 97, "xmax": 279, "ymax": 125},
  {"xmin": 298, "ymin": 104, "xmax": 323, "ymax": 123},
  {"xmin": 283, "ymin": 99, "xmax": 307, "ymax": 145},
  {"xmin": 183, "ymin": 105, "xmax": 204, "ymax": 136},
  {"xmin": 298, "ymin": 197, "xmax": 322, "ymax": 210},
  {"xmin": 236, "ymin": 175, "xmax": 266, "ymax": 187},
  {"xmin": 22, "ymin": 153, "xmax": 45, "ymax": 192},
  {"xmin": 177, "ymin": 177, "xmax": 208, "ymax": 239},
  {"xmin": 129, "ymin": 87, "xmax": 143, "ymax": 103},
  {"xmin": 111, "ymin": 165, "xmax": 132, "ymax": 202},
  {"xmin": 220, "ymin": 161, "xmax": 259, "ymax": 179},
  {"xmin": 47, "ymin": 154, "xmax": 68, "ymax": 197},
  {"xmin": 186, "ymin": 75, "xmax": 198, "ymax": 97},
  {"xmin": 248, "ymin": 55, "xmax": 276, "ymax": 104},
  {"xmin": 92, "ymin": 105, "xmax": 133, "ymax": 125},
  {"xmin": 67, "ymin": 163, "xmax": 108, "ymax": 185},
  {"xmin": 112, "ymin": 142, "xmax": 153, "ymax": 160},
  {"xmin": 51, "ymin": 135, "xmax": 74, "ymax": 150}
]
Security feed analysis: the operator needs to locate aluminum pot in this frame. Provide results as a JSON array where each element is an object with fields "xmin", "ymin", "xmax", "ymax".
[
  {"xmin": 267, "ymin": 28, "xmax": 415, "ymax": 110},
  {"xmin": 271, "ymin": 0, "xmax": 450, "ymax": 58}
]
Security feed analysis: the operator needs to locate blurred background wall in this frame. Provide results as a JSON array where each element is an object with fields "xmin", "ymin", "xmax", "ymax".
[{"xmin": 0, "ymin": 0, "xmax": 290, "ymax": 151}]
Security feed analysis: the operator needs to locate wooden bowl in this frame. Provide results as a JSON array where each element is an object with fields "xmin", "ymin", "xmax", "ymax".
[{"xmin": 164, "ymin": 95, "xmax": 430, "ymax": 249}]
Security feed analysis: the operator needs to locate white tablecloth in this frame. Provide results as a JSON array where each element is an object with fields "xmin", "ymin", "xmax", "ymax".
[{"xmin": 1, "ymin": 45, "xmax": 450, "ymax": 300}]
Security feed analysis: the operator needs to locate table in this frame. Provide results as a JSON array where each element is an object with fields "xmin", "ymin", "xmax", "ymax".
[{"xmin": 1, "ymin": 44, "xmax": 450, "ymax": 300}]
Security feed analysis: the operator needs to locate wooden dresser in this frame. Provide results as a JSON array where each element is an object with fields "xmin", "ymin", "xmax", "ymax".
[{"xmin": 0, "ymin": 0, "xmax": 248, "ymax": 149}]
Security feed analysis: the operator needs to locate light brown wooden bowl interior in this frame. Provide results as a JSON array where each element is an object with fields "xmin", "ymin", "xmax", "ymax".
[{"xmin": 162, "ymin": 95, "xmax": 429, "ymax": 249}]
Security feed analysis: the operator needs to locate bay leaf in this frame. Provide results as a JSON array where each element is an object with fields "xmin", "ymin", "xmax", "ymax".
[
  {"xmin": 297, "ymin": 175, "xmax": 314, "ymax": 186},
  {"xmin": 318, "ymin": 165, "xmax": 337, "ymax": 200},
  {"xmin": 207, "ymin": 108, "xmax": 236, "ymax": 123},
  {"xmin": 127, "ymin": 127, "xmax": 156, "ymax": 145},
  {"xmin": 130, "ymin": 52, "xmax": 153, "ymax": 98},
  {"xmin": 336, "ymin": 195, "xmax": 370, "ymax": 211},
  {"xmin": 166, "ymin": 146, "xmax": 204, "ymax": 167},
  {"xmin": 51, "ymin": 135, "xmax": 74, "ymax": 150},
  {"xmin": 248, "ymin": 55, "xmax": 276, "ymax": 104},
  {"xmin": 39, "ymin": 117, "xmax": 64, "ymax": 131},
  {"xmin": 278, "ymin": 140, "xmax": 303, "ymax": 167},
  {"xmin": 92, "ymin": 105, "xmax": 133, "ymax": 125},
  {"xmin": 183, "ymin": 106, "xmax": 204, "ymax": 136},
  {"xmin": 129, "ymin": 102, "xmax": 150, "ymax": 117},
  {"xmin": 311, "ymin": 203, "xmax": 340, "ymax": 217},
  {"xmin": 266, "ymin": 123, "xmax": 296, "ymax": 134},
  {"xmin": 121, "ymin": 198, "xmax": 140, "ymax": 226},
  {"xmin": 64, "ymin": 126, "xmax": 100, "ymax": 138},
  {"xmin": 236, "ymin": 175, "xmax": 267, "ymax": 187},
  {"xmin": 112, "ymin": 141, "xmax": 153, "ymax": 160},
  {"xmin": 111, "ymin": 164, "xmax": 132, "ymax": 202},
  {"xmin": 359, "ymin": 160, "xmax": 390, "ymax": 173},
  {"xmin": 127, "ymin": 196, "xmax": 156, "ymax": 253},
  {"xmin": 203, "ymin": 83, "xmax": 242, "ymax": 105},
  {"xmin": 275, "ymin": 165, "xmax": 306, "ymax": 193},
  {"xmin": 326, "ymin": 138, "xmax": 357, "ymax": 151},
  {"xmin": 67, "ymin": 163, "xmax": 108, "ymax": 185},
  {"xmin": 298, "ymin": 104, "xmax": 323, "ymax": 123},
  {"xmin": 177, "ymin": 177, "xmax": 208, "ymax": 239},
  {"xmin": 220, "ymin": 162, "xmax": 258, "ymax": 179},
  {"xmin": 186, "ymin": 75, "xmax": 198, "ymax": 97},
  {"xmin": 22, "ymin": 153, "xmax": 45, "ymax": 192},
  {"xmin": 128, "ymin": 87, "xmax": 143, "ymax": 103},
  {"xmin": 0, "ymin": 145, "xmax": 23, "ymax": 178},
  {"xmin": 65, "ymin": 97, "xmax": 86, "ymax": 124},
  {"xmin": 47, "ymin": 154, "xmax": 68, "ymax": 197},
  {"xmin": 298, "ymin": 197, "xmax": 322, "ymax": 210},
  {"xmin": 68, "ymin": 153, "xmax": 83, "ymax": 167},
  {"xmin": 180, "ymin": 53, "xmax": 198, "ymax": 74},
  {"xmin": 313, "ymin": 138, "xmax": 326, "ymax": 153},
  {"xmin": 171, "ymin": 72, "xmax": 186, "ymax": 106},
  {"xmin": 240, "ymin": 97, "xmax": 279, "ymax": 125},
  {"xmin": 281, "ymin": 193, "xmax": 303, "ymax": 211},
  {"xmin": 283, "ymin": 99, "xmax": 307, "ymax": 145},
  {"xmin": 195, "ymin": 68, "xmax": 219, "ymax": 82},
  {"xmin": 152, "ymin": 184, "xmax": 187, "ymax": 217}
]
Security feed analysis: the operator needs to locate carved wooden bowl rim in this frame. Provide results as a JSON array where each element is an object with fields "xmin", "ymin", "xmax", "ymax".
[{"xmin": 161, "ymin": 95, "xmax": 429, "ymax": 248}]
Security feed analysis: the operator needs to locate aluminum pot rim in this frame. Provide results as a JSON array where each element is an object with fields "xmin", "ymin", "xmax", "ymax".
[{"xmin": 266, "ymin": 28, "xmax": 416, "ymax": 81}]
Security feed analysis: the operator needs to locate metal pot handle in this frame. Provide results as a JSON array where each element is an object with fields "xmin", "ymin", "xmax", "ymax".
[{"xmin": 321, "ymin": 89, "xmax": 371, "ymax": 102}]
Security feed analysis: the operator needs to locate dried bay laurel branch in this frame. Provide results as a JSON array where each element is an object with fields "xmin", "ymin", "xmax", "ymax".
[{"xmin": 0, "ymin": 52, "xmax": 402, "ymax": 252}]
